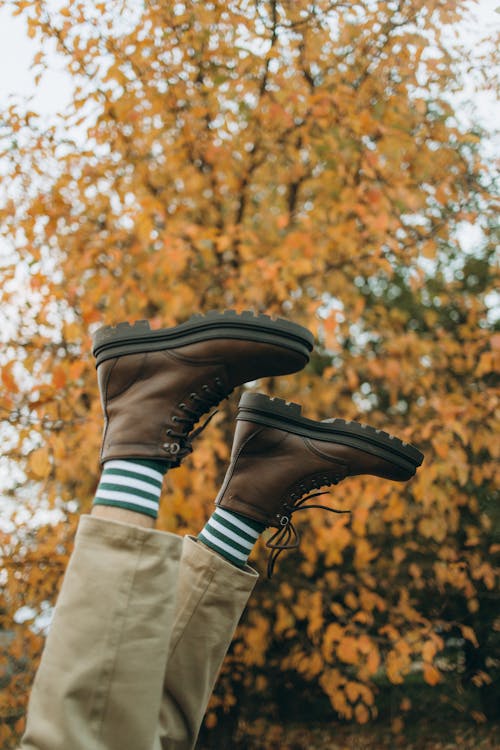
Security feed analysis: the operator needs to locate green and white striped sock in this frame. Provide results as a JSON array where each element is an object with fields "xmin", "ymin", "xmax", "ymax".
[
  {"xmin": 198, "ymin": 507, "xmax": 266, "ymax": 567},
  {"xmin": 93, "ymin": 459, "xmax": 168, "ymax": 519}
]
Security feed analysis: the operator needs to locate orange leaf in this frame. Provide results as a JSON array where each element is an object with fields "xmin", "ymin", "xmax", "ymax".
[
  {"xmin": 423, "ymin": 663, "xmax": 441, "ymax": 686},
  {"xmin": 53, "ymin": 366, "xmax": 67, "ymax": 389},
  {"xmin": 28, "ymin": 447, "xmax": 51, "ymax": 479},
  {"xmin": 366, "ymin": 646, "xmax": 381, "ymax": 676},
  {"xmin": 1, "ymin": 363, "xmax": 18, "ymax": 392},
  {"xmin": 354, "ymin": 702, "xmax": 370, "ymax": 724},
  {"xmin": 345, "ymin": 681, "xmax": 362, "ymax": 703},
  {"xmin": 337, "ymin": 636, "xmax": 359, "ymax": 665},
  {"xmin": 460, "ymin": 624, "xmax": 479, "ymax": 648},
  {"xmin": 422, "ymin": 640, "xmax": 438, "ymax": 662}
]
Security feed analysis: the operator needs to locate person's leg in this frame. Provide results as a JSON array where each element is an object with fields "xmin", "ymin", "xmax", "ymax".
[
  {"xmin": 20, "ymin": 511, "xmax": 182, "ymax": 750},
  {"xmin": 154, "ymin": 392, "xmax": 424, "ymax": 750},
  {"xmin": 18, "ymin": 314, "xmax": 423, "ymax": 750},
  {"xmin": 20, "ymin": 313, "xmax": 314, "ymax": 750},
  {"xmin": 155, "ymin": 538, "xmax": 257, "ymax": 750}
]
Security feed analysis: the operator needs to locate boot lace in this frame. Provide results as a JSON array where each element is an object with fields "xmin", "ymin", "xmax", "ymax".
[
  {"xmin": 265, "ymin": 480, "xmax": 350, "ymax": 578},
  {"xmin": 162, "ymin": 377, "xmax": 232, "ymax": 466}
]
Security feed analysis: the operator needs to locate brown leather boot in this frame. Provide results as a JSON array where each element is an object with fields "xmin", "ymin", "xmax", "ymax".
[
  {"xmin": 215, "ymin": 392, "xmax": 424, "ymax": 575},
  {"xmin": 93, "ymin": 311, "xmax": 313, "ymax": 465}
]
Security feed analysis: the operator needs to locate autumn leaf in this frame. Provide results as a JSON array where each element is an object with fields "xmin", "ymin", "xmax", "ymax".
[
  {"xmin": 423, "ymin": 664, "xmax": 441, "ymax": 686},
  {"xmin": 337, "ymin": 637, "xmax": 359, "ymax": 666},
  {"xmin": 28, "ymin": 447, "xmax": 51, "ymax": 480},
  {"xmin": 1, "ymin": 363, "xmax": 18, "ymax": 392},
  {"xmin": 0, "ymin": 0, "xmax": 497, "ymax": 742},
  {"xmin": 460, "ymin": 624, "xmax": 479, "ymax": 648}
]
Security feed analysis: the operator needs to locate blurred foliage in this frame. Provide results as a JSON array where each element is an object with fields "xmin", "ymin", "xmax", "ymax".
[
  {"xmin": 199, "ymin": 718, "xmax": 500, "ymax": 749},
  {"xmin": 0, "ymin": 0, "xmax": 498, "ymax": 747}
]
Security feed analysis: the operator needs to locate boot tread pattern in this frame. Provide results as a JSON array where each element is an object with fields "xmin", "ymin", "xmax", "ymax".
[
  {"xmin": 238, "ymin": 392, "xmax": 424, "ymax": 472},
  {"xmin": 92, "ymin": 310, "xmax": 314, "ymax": 366}
]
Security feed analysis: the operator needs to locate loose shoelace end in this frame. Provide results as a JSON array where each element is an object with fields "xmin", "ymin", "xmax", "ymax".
[{"xmin": 265, "ymin": 491, "xmax": 351, "ymax": 578}]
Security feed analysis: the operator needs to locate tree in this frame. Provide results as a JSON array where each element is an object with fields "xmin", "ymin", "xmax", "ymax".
[{"xmin": 0, "ymin": 1, "xmax": 498, "ymax": 747}]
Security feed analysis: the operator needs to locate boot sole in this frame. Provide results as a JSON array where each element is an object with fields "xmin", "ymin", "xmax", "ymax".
[
  {"xmin": 92, "ymin": 310, "xmax": 314, "ymax": 367},
  {"xmin": 237, "ymin": 392, "xmax": 424, "ymax": 476}
]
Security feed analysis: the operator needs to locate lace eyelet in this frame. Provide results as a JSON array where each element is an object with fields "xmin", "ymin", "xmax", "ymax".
[
  {"xmin": 179, "ymin": 403, "xmax": 186, "ymax": 409},
  {"xmin": 166, "ymin": 429, "xmax": 173, "ymax": 436},
  {"xmin": 172, "ymin": 416, "xmax": 178, "ymax": 423},
  {"xmin": 162, "ymin": 442, "xmax": 180, "ymax": 454}
]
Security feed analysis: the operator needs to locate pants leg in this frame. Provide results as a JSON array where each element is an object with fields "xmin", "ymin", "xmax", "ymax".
[
  {"xmin": 155, "ymin": 537, "xmax": 258, "ymax": 750},
  {"xmin": 20, "ymin": 515, "xmax": 183, "ymax": 750}
]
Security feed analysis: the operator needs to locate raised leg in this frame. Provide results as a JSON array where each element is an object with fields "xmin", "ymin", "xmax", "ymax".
[
  {"xmin": 20, "ymin": 515, "xmax": 182, "ymax": 750},
  {"xmin": 155, "ymin": 538, "xmax": 257, "ymax": 750}
]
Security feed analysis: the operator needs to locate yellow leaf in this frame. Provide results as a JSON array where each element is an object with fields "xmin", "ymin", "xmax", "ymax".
[
  {"xmin": 366, "ymin": 646, "xmax": 381, "ymax": 676},
  {"xmin": 337, "ymin": 636, "xmax": 359, "ymax": 665},
  {"xmin": 422, "ymin": 640, "xmax": 437, "ymax": 662},
  {"xmin": 344, "ymin": 591, "xmax": 358, "ymax": 609},
  {"xmin": 345, "ymin": 681, "xmax": 362, "ymax": 702},
  {"xmin": 354, "ymin": 702, "xmax": 370, "ymax": 724},
  {"xmin": 354, "ymin": 538, "xmax": 378, "ymax": 569},
  {"xmin": 28, "ymin": 447, "xmax": 51, "ymax": 479}
]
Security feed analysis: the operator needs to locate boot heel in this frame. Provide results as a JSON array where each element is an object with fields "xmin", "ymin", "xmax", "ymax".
[
  {"xmin": 93, "ymin": 319, "xmax": 151, "ymax": 351},
  {"xmin": 238, "ymin": 392, "xmax": 302, "ymax": 420}
]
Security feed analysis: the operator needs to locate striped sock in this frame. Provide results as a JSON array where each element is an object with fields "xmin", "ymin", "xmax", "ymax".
[
  {"xmin": 198, "ymin": 507, "xmax": 266, "ymax": 567},
  {"xmin": 93, "ymin": 459, "xmax": 168, "ymax": 519}
]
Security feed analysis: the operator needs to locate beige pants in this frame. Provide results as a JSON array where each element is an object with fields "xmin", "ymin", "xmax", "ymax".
[{"xmin": 20, "ymin": 515, "xmax": 258, "ymax": 750}]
